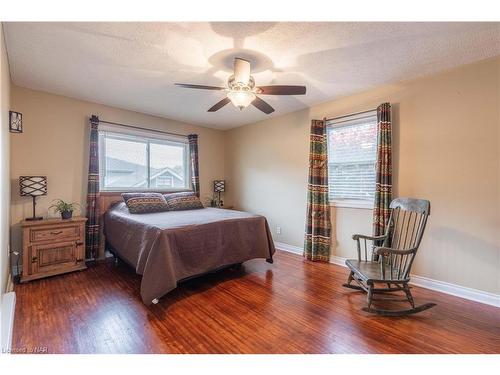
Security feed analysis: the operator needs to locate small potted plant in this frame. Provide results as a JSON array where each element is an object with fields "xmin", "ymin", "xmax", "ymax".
[{"xmin": 49, "ymin": 199, "xmax": 80, "ymax": 220}]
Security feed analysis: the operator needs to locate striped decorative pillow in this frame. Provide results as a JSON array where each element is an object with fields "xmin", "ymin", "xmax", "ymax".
[
  {"xmin": 163, "ymin": 192, "xmax": 204, "ymax": 211},
  {"xmin": 122, "ymin": 193, "xmax": 169, "ymax": 214}
]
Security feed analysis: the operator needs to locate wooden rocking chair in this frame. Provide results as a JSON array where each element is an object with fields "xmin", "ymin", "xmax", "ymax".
[{"xmin": 343, "ymin": 198, "xmax": 436, "ymax": 316}]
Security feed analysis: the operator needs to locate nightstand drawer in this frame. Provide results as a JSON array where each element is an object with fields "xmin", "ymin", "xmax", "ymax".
[{"xmin": 30, "ymin": 225, "xmax": 80, "ymax": 243}]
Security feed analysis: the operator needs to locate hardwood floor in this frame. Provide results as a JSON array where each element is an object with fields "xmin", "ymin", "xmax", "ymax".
[{"xmin": 13, "ymin": 250, "xmax": 500, "ymax": 354}]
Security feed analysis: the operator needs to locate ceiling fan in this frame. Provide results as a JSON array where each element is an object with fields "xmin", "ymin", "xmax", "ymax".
[{"xmin": 175, "ymin": 57, "xmax": 306, "ymax": 114}]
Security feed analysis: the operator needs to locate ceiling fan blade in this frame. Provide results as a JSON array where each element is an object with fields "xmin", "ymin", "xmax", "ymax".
[
  {"xmin": 175, "ymin": 83, "xmax": 225, "ymax": 90},
  {"xmin": 256, "ymin": 85, "xmax": 306, "ymax": 95},
  {"xmin": 252, "ymin": 96, "xmax": 275, "ymax": 114},
  {"xmin": 207, "ymin": 97, "xmax": 231, "ymax": 112},
  {"xmin": 234, "ymin": 58, "xmax": 251, "ymax": 84}
]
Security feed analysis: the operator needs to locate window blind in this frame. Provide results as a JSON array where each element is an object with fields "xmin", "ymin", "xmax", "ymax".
[{"xmin": 327, "ymin": 111, "xmax": 377, "ymax": 202}]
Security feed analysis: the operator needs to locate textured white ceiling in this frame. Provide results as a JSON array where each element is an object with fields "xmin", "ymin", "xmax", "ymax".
[{"xmin": 4, "ymin": 22, "xmax": 500, "ymax": 129}]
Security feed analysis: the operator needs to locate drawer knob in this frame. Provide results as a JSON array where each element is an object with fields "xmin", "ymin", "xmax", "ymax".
[
  {"xmin": 32, "ymin": 256, "xmax": 38, "ymax": 263},
  {"xmin": 75, "ymin": 241, "xmax": 84, "ymax": 246},
  {"xmin": 50, "ymin": 230, "xmax": 63, "ymax": 235}
]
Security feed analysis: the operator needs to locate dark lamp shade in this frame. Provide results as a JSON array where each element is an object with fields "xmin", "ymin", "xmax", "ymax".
[
  {"xmin": 20, "ymin": 176, "xmax": 47, "ymax": 197},
  {"xmin": 213, "ymin": 180, "xmax": 225, "ymax": 193}
]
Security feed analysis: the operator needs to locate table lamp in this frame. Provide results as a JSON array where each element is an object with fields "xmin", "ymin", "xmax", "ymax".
[
  {"xmin": 213, "ymin": 180, "xmax": 225, "ymax": 207},
  {"xmin": 20, "ymin": 176, "xmax": 47, "ymax": 221}
]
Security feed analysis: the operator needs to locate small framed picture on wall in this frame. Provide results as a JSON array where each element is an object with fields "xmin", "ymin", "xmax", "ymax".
[{"xmin": 9, "ymin": 111, "xmax": 23, "ymax": 133}]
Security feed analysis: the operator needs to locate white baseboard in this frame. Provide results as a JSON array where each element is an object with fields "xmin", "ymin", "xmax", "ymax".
[
  {"xmin": 274, "ymin": 241, "xmax": 302, "ymax": 255},
  {"xmin": 6, "ymin": 272, "xmax": 14, "ymax": 293},
  {"xmin": 274, "ymin": 242, "xmax": 500, "ymax": 308},
  {"xmin": 409, "ymin": 274, "xmax": 500, "ymax": 307},
  {"xmin": 1, "ymin": 292, "xmax": 16, "ymax": 353},
  {"xmin": 330, "ymin": 255, "xmax": 346, "ymax": 267}
]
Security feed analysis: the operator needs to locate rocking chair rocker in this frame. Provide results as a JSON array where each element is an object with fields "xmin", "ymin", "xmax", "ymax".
[{"xmin": 343, "ymin": 198, "xmax": 436, "ymax": 316}]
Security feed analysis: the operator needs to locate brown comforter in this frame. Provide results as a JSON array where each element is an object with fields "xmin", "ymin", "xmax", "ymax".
[{"xmin": 104, "ymin": 203, "xmax": 275, "ymax": 305}]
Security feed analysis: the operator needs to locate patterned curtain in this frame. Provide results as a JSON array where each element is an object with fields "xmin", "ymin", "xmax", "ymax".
[
  {"xmin": 304, "ymin": 119, "xmax": 331, "ymax": 262},
  {"xmin": 373, "ymin": 103, "xmax": 393, "ymax": 240},
  {"xmin": 188, "ymin": 134, "xmax": 200, "ymax": 197},
  {"xmin": 85, "ymin": 115, "xmax": 100, "ymax": 260}
]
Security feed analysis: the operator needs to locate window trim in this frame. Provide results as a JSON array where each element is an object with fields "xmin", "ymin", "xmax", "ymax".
[
  {"xmin": 98, "ymin": 124, "xmax": 191, "ymax": 192},
  {"xmin": 326, "ymin": 109, "xmax": 377, "ymax": 209}
]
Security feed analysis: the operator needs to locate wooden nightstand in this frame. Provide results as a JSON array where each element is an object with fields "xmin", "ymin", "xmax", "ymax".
[{"xmin": 20, "ymin": 217, "xmax": 87, "ymax": 282}]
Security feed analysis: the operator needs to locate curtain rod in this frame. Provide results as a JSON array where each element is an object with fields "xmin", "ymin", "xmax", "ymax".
[
  {"xmin": 94, "ymin": 117, "xmax": 190, "ymax": 138},
  {"xmin": 325, "ymin": 108, "xmax": 377, "ymax": 122}
]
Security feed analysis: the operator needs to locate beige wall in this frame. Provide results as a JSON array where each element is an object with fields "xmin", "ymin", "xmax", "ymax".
[
  {"xmin": 1, "ymin": 25, "xmax": 11, "ymax": 295},
  {"xmin": 226, "ymin": 56, "xmax": 500, "ymax": 295},
  {"xmin": 10, "ymin": 86, "xmax": 226, "ymax": 257}
]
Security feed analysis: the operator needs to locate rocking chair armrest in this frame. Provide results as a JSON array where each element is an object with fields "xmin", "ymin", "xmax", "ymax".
[
  {"xmin": 352, "ymin": 234, "xmax": 387, "ymax": 242},
  {"xmin": 352, "ymin": 234, "xmax": 388, "ymax": 261},
  {"xmin": 374, "ymin": 246, "xmax": 417, "ymax": 256}
]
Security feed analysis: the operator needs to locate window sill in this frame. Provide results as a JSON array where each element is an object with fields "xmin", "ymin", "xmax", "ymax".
[{"xmin": 330, "ymin": 200, "xmax": 373, "ymax": 210}]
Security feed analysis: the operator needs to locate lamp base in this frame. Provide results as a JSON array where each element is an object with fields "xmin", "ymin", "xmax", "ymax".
[{"xmin": 25, "ymin": 216, "xmax": 43, "ymax": 221}]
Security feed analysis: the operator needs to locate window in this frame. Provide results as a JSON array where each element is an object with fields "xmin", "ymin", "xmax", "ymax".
[
  {"xmin": 326, "ymin": 111, "xmax": 377, "ymax": 208},
  {"xmin": 99, "ymin": 125, "xmax": 190, "ymax": 191}
]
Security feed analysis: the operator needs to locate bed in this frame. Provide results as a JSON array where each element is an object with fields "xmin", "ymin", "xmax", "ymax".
[{"xmin": 103, "ymin": 200, "xmax": 275, "ymax": 305}]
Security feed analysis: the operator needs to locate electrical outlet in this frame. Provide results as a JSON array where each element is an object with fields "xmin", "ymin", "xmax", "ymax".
[{"xmin": 276, "ymin": 226, "xmax": 281, "ymax": 235}]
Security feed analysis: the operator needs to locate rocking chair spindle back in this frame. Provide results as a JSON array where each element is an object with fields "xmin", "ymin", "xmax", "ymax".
[{"xmin": 343, "ymin": 198, "xmax": 435, "ymax": 316}]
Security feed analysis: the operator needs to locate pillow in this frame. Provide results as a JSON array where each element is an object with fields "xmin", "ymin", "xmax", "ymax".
[
  {"xmin": 163, "ymin": 192, "xmax": 204, "ymax": 211},
  {"xmin": 122, "ymin": 192, "xmax": 169, "ymax": 214}
]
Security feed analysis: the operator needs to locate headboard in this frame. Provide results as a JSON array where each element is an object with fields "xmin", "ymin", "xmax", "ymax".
[
  {"xmin": 98, "ymin": 192, "xmax": 124, "ymax": 258},
  {"xmin": 97, "ymin": 191, "xmax": 181, "ymax": 258}
]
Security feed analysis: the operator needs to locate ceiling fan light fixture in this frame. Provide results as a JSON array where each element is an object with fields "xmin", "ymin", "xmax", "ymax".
[
  {"xmin": 227, "ymin": 91, "xmax": 256, "ymax": 110},
  {"xmin": 176, "ymin": 57, "xmax": 305, "ymax": 114}
]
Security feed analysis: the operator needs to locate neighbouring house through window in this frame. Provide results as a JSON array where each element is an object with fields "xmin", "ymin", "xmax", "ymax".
[
  {"xmin": 326, "ymin": 110, "xmax": 377, "ymax": 209},
  {"xmin": 98, "ymin": 124, "xmax": 190, "ymax": 191}
]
